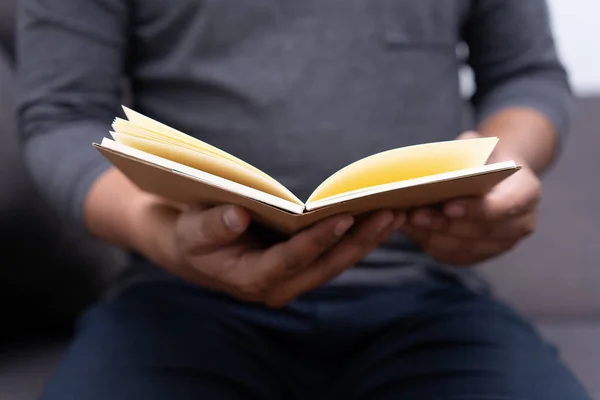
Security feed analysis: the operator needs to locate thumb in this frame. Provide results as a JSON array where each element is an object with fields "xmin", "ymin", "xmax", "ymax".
[
  {"xmin": 177, "ymin": 205, "xmax": 251, "ymax": 252},
  {"xmin": 456, "ymin": 130, "xmax": 482, "ymax": 140}
]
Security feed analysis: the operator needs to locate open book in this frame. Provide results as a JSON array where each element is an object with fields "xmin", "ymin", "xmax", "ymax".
[{"xmin": 94, "ymin": 107, "xmax": 520, "ymax": 234}]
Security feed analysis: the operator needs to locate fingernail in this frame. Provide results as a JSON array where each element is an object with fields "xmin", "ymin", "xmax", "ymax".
[
  {"xmin": 413, "ymin": 214, "xmax": 431, "ymax": 227},
  {"xmin": 446, "ymin": 204, "xmax": 466, "ymax": 218},
  {"xmin": 334, "ymin": 217, "xmax": 354, "ymax": 237},
  {"xmin": 223, "ymin": 207, "xmax": 245, "ymax": 232}
]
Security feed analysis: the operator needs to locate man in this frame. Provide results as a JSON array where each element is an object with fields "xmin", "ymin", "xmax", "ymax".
[{"xmin": 17, "ymin": 0, "xmax": 589, "ymax": 398}]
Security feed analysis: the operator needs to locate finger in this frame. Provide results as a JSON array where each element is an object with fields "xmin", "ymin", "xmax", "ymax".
[
  {"xmin": 484, "ymin": 172, "xmax": 541, "ymax": 220},
  {"xmin": 408, "ymin": 208, "xmax": 447, "ymax": 230},
  {"xmin": 176, "ymin": 205, "xmax": 251, "ymax": 254},
  {"xmin": 249, "ymin": 214, "xmax": 356, "ymax": 286},
  {"xmin": 402, "ymin": 227, "xmax": 475, "ymax": 266},
  {"xmin": 444, "ymin": 208, "xmax": 537, "ymax": 238},
  {"xmin": 290, "ymin": 210, "xmax": 394, "ymax": 274},
  {"xmin": 426, "ymin": 232, "xmax": 467, "ymax": 253},
  {"xmin": 443, "ymin": 187, "xmax": 538, "ymax": 222},
  {"xmin": 398, "ymin": 224, "xmax": 431, "ymax": 247},
  {"xmin": 265, "ymin": 210, "xmax": 400, "ymax": 307},
  {"xmin": 418, "ymin": 235, "xmax": 486, "ymax": 267},
  {"xmin": 443, "ymin": 164, "xmax": 542, "ymax": 222},
  {"xmin": 488, "ymin": 212, "xmax": 537, "ymax": 240},
  {"xmin": 443, "ymin": 197, "xmax": 487, "ymax": 220},
  {"xmin": 202, "ymin": 213, "xmax": 355, "ymax": 303},
  {"xmin": 444, "ymin": 219, "xmax": 493, "ymax": 239},
  {"xmin": 443, "ymin": 197, "xmax": 475, "ymax": 219},
  {"xmin": 456, "ymin": 131, "xmax": 482, "ymax": 140},
  {"xmin": 400, "ymin": 227, "xmax": 479, "ymax": 264}
]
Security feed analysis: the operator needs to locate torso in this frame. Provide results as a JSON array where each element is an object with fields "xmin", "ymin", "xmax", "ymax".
[{"xmin": 127, "ymin": 0, "xmax": 473, "ymax": 267}]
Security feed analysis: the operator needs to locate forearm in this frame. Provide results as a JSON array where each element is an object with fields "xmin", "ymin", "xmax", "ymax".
[
  {"xmin": 83, "ymin": 167, "xmax": 180, "ymax": 268},
  {"xmin": 464, "ymin": 0, "xmax": 571, "ymax": 175},
  {"xmin": 477, "ymin": 107, "xmax": 558, "ymax": 174}
]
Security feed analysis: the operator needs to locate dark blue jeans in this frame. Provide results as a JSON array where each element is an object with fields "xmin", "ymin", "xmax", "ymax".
[{"xmin": 41, "ymin": 270, "xmax": 590, "ymax": 400}]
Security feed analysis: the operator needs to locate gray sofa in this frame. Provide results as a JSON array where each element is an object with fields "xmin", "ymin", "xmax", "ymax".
[
  {"xmin": 1, "ymin": 1, "xmax": 599, "ymax": 398},
  {"xmin": 480, "ymin": 95, "xmax": 600, "ymax": 397}
]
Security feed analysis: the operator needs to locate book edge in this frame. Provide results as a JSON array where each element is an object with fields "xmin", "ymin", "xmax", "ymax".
[
  {"xmin": 110, "ymin": 117, "xmax": 305, "ymax": 206},
  {"xmin": 304, "ymin": 161, "xmax": 519, "ymax": 211},
  {"xmin": 96, "ymin": 139, "xmax": 305, "ymax": 215}
]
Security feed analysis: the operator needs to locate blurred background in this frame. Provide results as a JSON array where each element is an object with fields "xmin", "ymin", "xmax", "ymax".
[{"xmin": 1, "ymin": 1, "xmax": 599, "ymax": 399}]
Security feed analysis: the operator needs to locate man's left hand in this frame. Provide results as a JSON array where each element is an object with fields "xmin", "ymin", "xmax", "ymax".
[{"xmin": 399, "ymin": 132, "xmax": 542, "ymax": 266}]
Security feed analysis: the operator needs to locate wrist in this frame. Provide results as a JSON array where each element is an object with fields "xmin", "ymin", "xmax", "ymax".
[
  {"xmin": 477, "ymin": 107, "xmax": 558, "ymax": 175},
  {"xmin": 127, "ymin": 194, "xmax": 181, "ymax": 270}
]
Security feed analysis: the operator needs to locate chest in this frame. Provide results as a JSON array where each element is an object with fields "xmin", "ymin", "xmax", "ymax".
[{"xmin": 129, "ymin": 0, "xmax": 473, "ymax": 54}]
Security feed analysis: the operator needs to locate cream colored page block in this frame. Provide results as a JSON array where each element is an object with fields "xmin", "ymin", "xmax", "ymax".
[
  {"xmin": 307, "ymin": 137, "xmax": 499, "ymax": 203},
  {"xmin": 111, "ymin": 119, "xmax": 251, "ymax": 172},
  {"xmin": 113, "ymin": 118, "xmax": 269, "ymax": 178},
  {"xmin": 122, "ymin": 107, "xmax": 229, "ymax": 153},
  {"xmin": 114, "ymin": 116, "xmax": 231, "ymax": 160},
  {"xmin": 118, "ymin": 107, "xmax": 294, "ymax": 192},
  {"xmin": 110, "ymin": 132, "xmax": 302, "ymax": 204},
  {"xmin": 112, "ymin": 119, "xmax": 201, "ymax": 150}
]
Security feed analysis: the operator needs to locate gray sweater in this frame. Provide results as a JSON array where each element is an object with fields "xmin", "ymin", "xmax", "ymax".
[{"xmin": 16, "ymin": 0, "xmax": 571, "ymax": 284}]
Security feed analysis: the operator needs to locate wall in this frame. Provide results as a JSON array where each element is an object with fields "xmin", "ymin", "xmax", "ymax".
[
  {"xmin": 461, "ymin": 0, "xmax": 599, "ymax": 97},
  {"xmin": 547, "ymin": 0, "xmax": 600, "ymax": 95}
]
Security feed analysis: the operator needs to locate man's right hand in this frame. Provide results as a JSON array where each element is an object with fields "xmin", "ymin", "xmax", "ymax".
[
  {"xmin": 154, "ymin": 204, "xmax": 403, "ymax": 307},
  {"xmin": 85, "ymin": 168, "xmax": 405, "ymax": 308}
]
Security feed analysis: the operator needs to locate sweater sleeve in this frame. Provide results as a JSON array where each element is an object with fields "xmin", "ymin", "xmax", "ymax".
[
  {"xmin": 463, "ymin": 0, "xmax": 573, "ymax": 148},
  {"xmin": 16, "ymin": 0, "xmax": 129, "ymax": 226}
]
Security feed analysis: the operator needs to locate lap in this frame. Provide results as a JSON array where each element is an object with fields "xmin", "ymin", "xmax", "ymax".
[
  {"xmin": 41, "ymin": 270, "xmax": 591, "ymax": 400},
  {"xmin": 330, "ymin": 280, "xmax": 591, "ymax": 400},
  {"xmin": 41, "ymin": 280, "xmax": 289, "ymax": 400}
]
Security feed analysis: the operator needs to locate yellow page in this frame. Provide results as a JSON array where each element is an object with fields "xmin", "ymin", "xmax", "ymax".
[
  {"xmin": 306, "ymin": 137, "xmax": 499, "ymax": 203},
  {"xmin": 113, "ymin": 118, "xmax": 202, "ymax": 150},
  {"xmin": 110, "ymin": 132, "xmax": 302, "ymax": 204},
  {"xmin": 116, "ymin": 109, "xmax": 285, "ymax": 187},
  {"xmin": 122, "ymin": 107, "xmax": 238, "ymax": 161}
]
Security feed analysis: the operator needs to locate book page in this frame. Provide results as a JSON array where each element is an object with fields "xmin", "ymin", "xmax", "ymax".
[
  {"xmin": 306, "ymin": 137, "xmax": 499, "ymax": 203},
  {"xmin": 116, "ymin": 108, "xmax": 283, "ymax": 186},
  {"xmin": 96, "ymin": 139, "xmax": 518, "ymax": 234},
  {"xmin": 110, "ymin": 133, "xmax": 302, "ymax": 204},
  {"xmin": 97, "ymin": 139, "xmax": 305, "ymax": 217},
  {"xmin": 305, "ymin": 161, "xmax": 517, "ymax": 211}
]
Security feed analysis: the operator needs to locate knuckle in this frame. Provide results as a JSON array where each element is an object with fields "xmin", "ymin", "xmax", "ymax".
[
  {"xmin": 174, "ymin": 219, "xmax": 195, "ymax": 251},
  {"xmin": 357, "ymin": 235, "xmax": 375, "ymax": 252},
  {"xmin": 354, "ymin": 227, "xmax": 382, "ymax": 251},
  {"xmin": 199, "ymin": 222, "xmax": 224, "ymax": 244},
  {"xmin": 283, "ymin": 252, "xmax": 306, "ymax": 273},
  {"xmin": 313, "ymin": 260, "xmax": 338, "ymax": 282},
  {"xmin": 313, "ymin": 233, "xmax": 339, "ymax": 251},
  {"xmin": 454, "ymin": 222, "xmax": 486, "ymax": 239},
  {"xmin": 181, "ymin": 225, "xmax": 220, "ymax": 255},
  {"xmin": 506, "ymin": 201, "xmax": 521, "ymax": 217}
]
